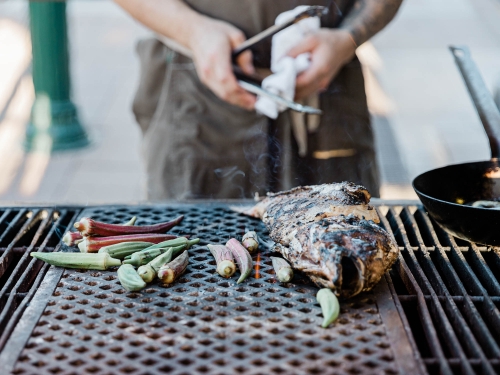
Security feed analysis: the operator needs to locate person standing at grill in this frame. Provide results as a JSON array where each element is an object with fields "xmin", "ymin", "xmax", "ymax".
[{"xmin": 114, "ymin": 0, "xmax": 403, "ymax": 200}]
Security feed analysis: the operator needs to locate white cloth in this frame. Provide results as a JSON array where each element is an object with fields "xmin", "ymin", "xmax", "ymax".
[
  {"xmin": 254, "ymin": 6, "xmax": 321, "ymax": 156},
  {"xmin": 255, "ymin": 6, "xmax": 320, "ymax": 119}
]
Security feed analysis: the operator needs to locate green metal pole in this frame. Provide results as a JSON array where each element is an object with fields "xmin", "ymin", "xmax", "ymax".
[{"xmin": 26, "ymin": 0, "xmax": 90, "ymax": 152}]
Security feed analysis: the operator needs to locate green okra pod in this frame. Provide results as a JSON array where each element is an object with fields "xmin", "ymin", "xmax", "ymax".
[
  {"xmin": 78, "ymin": 234, "xmax": 179, "ymax": 253},
  {"xmin": 123, "ymin": 244, "xmax": 185, "ymax": 267},
  {"xmin": 137, "ymin": 247, "xmax": 176, "ymax": 283},
  {"xmin": 123, "ymin": 248, "xmax": 164, "ymax": 267},
  {"xmin": 31, "ymin": 252, "xmax": 121, "ymax": 270},
  {"xmin": 98, "ymin": 241, "xmax": 154, "ymax": 259},
  {"xmin": 271, "ymin": 256, "xmax": 293, "ymax": 283},
  {"xmin": 123, "ymin": 237, "xmax": 199, "ymax": 260},
  {"xmin": 118, "ymin": 264, "xmax": 146, "ymax": 291},
  {"xmin": 316, "ymin": 288, "xmax": 340, "ymax": 328},
  {"xmin": 174, "ymin": 239, "xmax": 199, "ymax": 255}
]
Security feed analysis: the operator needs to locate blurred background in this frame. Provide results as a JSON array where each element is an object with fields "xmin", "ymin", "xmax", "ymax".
[{"xmin": 0, "ymin": 0, "xmax": 499, "ymax": 204}]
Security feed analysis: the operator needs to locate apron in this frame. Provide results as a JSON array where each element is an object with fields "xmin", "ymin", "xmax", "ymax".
[{"xmin": 133, "ymin": 0, "xmax": 380, "ymax": 200}]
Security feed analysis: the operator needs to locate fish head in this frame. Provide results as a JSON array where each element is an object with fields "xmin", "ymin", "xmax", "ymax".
[{"xmin": 308, "ymin": 215, "xmax": 390, "ymax": 298}]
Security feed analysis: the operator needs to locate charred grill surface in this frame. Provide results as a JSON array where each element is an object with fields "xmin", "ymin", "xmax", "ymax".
[
  {"xmin": 2, "ymin": 203, "xmax": 500, "ymax": 374},
  {"xmin": 7, "ymin": 204, "xmax": 403, "ymax": 375}
]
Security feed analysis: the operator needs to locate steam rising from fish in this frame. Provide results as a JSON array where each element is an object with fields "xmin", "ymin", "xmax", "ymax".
[{"xmin": 246, "ymin": 182, "xmax": 399, "ymax": 298}]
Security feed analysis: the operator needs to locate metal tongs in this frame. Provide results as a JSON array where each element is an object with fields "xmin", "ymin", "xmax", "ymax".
[{"xmin": 233, "ymin": 5, "xmax": 327, "ymax": 115}]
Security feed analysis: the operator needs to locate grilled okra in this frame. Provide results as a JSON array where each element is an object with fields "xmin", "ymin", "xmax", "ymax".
[
  {"xmin": 158, "ymin": 250, "xmax": 189, "ymax": 284},
  {"xmin": 65, "ymin": 216, "xmax": 136, "ymax": 248},
  {"xmin": 207, "ymin": 244, "xmax": 236, "ymax": 278},
  {"xmin": 74, "ymin": 215, "xmax": 184, "ymax": 237},
  {"xmin": 78, "ymin": 234, "xmax": 179, "ymax": 253},
  {"xmin": 31, "ymin": 252, "xmax": 121, "ymax": 270},
  {"xmin": 242, "ymin": 231, "xmax": 259, "ymax": 253},
  {"xmin": 62, "ymin": 232, "xmax": 83, "ymax": 247},
  {"xmin": 226, "ymin": 238, "xmax": 253, "ymax": 284},
  {"xmin": 124, "ymin": 243, "xmax": 185, "ymax": 266},
  {"xmin": 316, "ymin": 288, "xmax": 340, "ymax": 328},
  {"xmin": 271, "ymin": 256, "xmax": 293, "ymax": 282},
  {"xmin": 137, "ymin": 247, "xmax": 177, "ymax": 283},
  {"xmin": 98, "ymin": 241, "xmax": 154, "ymax": 259},
  {"xmin": 118, "ymin": 264, "xmax": 146, "ymax": 291},
  {"xmin": 123, "ymin": 237, "xmax": 199, "ymax": 260}
]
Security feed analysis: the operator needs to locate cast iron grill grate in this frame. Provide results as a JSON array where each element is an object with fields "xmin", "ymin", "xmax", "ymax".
[
  {"xmin": 6, "ymin": 203, "xmax": 500, "ymax": 374},
  {"xmin": 11, "ymin": 205, "xmax": 399, "ymax": 375},
  {"xmin": 0, "ymin": 207, "xmax": 80, "ymax": 352},
  {"xmin": 380, "ymin": 205, "xmax": 500, "ymax": 375}
]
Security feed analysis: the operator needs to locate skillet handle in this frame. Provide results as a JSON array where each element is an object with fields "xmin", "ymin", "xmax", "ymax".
[{"xmin": 450, "ymin": 46, "xmax": 500, "ymax": 160}]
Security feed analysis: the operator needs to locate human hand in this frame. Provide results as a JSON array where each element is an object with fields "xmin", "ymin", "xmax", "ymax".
[
  {"xmin": 287, "ymin": 29, "xmax": 357, "ymax": 100},
  {"xmin": 188, "ymin": 17, "xmax": 256, "ymax": 110}
]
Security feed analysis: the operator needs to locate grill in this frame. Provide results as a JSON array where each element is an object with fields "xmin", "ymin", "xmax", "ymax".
[
  {"xmin": 0, "ymin": 208, "xmax": 80, "ymax": 351},
  {"xmin": 0, "ymin": 202, "xmax": 499, "ymax": 375},
  {"xmin": 382, "ymin": 205, "xmax": 500, "ymax": 375}
]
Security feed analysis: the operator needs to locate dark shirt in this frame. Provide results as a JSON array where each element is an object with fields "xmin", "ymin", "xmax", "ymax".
[{"xmin": 185, "ymin": 0, "xmax": 354, "ymax": 68}]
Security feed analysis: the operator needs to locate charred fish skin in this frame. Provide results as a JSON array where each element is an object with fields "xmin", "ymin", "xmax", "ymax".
[
  {"xmin": 260, "ymin": 182, "xmax": 379, "ymax": 247},
  {"xmin": 311, "ymin": 216, "xmax": 397, "ymax": 298},
  {"xmin": 251, "ymin": 182, "xmax": 399, "ymax": 298},
  {"xmin": 247, "ymin": 182, "xmax": 377, "ymax": 223},
  {"xmin": 265, "ymin": 182, "xmax": 371, "ymax": 204},
  {"xmin": 273, "ymin": 215, "xmax": 398, "ymax": 298}
]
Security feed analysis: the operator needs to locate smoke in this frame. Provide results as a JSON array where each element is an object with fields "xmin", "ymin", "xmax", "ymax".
[
  {"xmin": 233, "ymin": 0, "xmax": 355, "ymax": 195},
  {"xmin": 241, "ymin": 120, "xmax": 274, "ymax": 194},
  {"xmin": 214, "ymin": 166, "xmax": 245, "ymax": 180},
  {"xmin": 214, "ymin": 166, "xmax": 246, "ymax": 199}
]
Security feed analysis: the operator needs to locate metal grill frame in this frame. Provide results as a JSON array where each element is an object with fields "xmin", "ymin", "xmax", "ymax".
[
  {"xmin": 0, "ymin": 207, "xmax": 80, "ymax": 353},
  {"xmin": 377, "ymin": 204, "xmax": 500, "ymax": 375},
  {"xmin": 1, "ymin": 201, "xmax": 499, "ymax": 374},
  {"xmin": 0, "ymin": 203, "xmax": 414, "ymax": 375}
]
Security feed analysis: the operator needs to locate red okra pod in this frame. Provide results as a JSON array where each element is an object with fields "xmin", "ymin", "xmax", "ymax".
[
  {"xmin": 226, "ymin": 238, "xmax": 253, "ymax": 284},
  {"xmin": 74, "ymin": 215, "xmax": 184, "ymax": 237},
  {"xmin": 242, "ymin": 231, "xmax": 259, "ymax": 253},
  {"xmin": 157, "ymin": 250, "xmax": 189, "ymax": 284},
  {"xmin": 78, "ymin": 234, "xmax": 180, "ymax": 253},
  {"xmin": 62, "ymin": 232, "xmax": 83, "ymax": 247},
  {"xmin": 207, "ymin": 244, "xmax": 236, "ymax": 278}
]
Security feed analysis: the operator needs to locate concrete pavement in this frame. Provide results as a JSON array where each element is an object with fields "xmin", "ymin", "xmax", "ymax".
[{"xmin": 0, "ymin": 0, "xmax": 500, "ymax": 203}]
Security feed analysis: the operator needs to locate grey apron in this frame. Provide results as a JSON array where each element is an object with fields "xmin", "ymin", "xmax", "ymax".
[{"xmin": 133, "ymin": 0, "xmax": 380, "ymax": 200}]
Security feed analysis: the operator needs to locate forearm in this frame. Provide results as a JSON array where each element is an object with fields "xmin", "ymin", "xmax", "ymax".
[
  {"xmin": 114, "ymin": 0, "xmax": 256, "ymax": 110},
  {"xmin": 113, "ymin": 0, "xmax": 204, "ymax": 49},
  {"xmin": 340, "ymin": 0, "xmax": 403, "ymax": 46}
]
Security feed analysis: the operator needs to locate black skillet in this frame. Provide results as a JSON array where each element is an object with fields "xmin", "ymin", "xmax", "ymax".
[{"xmin": 412, "ymin": 46, "xmax": 500, "ymax": 246}]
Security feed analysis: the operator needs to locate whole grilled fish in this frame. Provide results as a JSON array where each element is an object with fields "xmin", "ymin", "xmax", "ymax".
[{"xmin": 246, "ymin": 182, "xmax": 399, "ymax": 298}]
